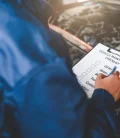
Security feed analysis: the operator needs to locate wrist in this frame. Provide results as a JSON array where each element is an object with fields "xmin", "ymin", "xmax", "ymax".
[{"xmin": 91, "ymin": 89, "xmax": 115, "ymax": 109}]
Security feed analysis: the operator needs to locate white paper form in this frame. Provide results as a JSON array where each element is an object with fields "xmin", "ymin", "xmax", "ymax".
[{"xmin": 73, "ymin": 43, "xmax": 120, "ymax": 98}]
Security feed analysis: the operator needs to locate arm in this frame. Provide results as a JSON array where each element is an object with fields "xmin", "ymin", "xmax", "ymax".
[
  {"xmin": 19, "ymin": 62, "xmax": 88, "ymax": 138},
  {"xmin": 86, "ymin": 72, "xmax": 120, "ymax": 138},
  {"xmin": 86, "ymin": 89, "xmax": 116, "ymax": 138},
  {"xmin": 19, "ymin": 64, "xmax": 119, "ymax": 138}
]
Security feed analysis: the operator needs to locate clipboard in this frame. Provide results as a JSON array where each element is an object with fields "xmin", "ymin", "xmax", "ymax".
[
  {"xmin": 72, "ymin": 43, "xmax": 120, "ymax": 98},
  {"xmin": 107, "ymin": 48, "xmax": 120, "ymax": 57}
]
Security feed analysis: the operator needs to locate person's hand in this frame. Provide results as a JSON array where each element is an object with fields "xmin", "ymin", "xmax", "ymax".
[{"xmin": 95, "ymin": 71, "xmax": 120, "ymax": 101}]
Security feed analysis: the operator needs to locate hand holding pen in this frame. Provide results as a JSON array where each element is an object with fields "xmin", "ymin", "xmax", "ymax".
[{"xmin": 95, "ymin": 66, "xmax": 120, "ymax": 101}]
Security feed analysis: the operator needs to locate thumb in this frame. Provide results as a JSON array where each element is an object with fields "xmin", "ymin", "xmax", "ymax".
[{"xmin": 96, "ymin": 73, "xmax": 107, "ymax": 80}]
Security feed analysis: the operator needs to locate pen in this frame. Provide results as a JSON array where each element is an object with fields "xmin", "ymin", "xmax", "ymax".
[{"xmin": 108, "ymin": 66, "xmax": 117, "ymax": 76}]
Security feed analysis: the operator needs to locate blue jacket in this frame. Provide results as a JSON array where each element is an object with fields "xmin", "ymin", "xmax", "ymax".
[{"xmin": 0, "ymin": 1, "xmax": 116, "ymax": 138}]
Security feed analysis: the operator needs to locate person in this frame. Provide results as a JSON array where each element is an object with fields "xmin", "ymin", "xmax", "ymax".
[{"xmin": 0, "ymin": 0, "xmax": 119, "ymax": 138}]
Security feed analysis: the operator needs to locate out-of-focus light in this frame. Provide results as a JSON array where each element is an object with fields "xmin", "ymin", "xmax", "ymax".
[
  {"xmin": 63, "ymin": 0, "xmax": 89, "ymax": 5},
  {"xmin": 63, "ymin": 0, "xmax": 77, "ymax": 5},
  {"xmin": 77, "ymin": 0, "xmax": 89, "ymax": 2}
]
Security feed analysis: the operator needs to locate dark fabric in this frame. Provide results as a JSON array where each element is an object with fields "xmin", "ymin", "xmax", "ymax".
[
  {"xmin": 0, "ymin": 1, "xmax": 117, "ymax": 138},
  {"xmin": 86, "ymin": 89, "xmax": 116, "ymax": 138}
]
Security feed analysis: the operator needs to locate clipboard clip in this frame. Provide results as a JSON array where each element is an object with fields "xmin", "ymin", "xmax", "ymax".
[{"xmin": 107, "ymin": 48, "xmax": 120, "ymax": 57}]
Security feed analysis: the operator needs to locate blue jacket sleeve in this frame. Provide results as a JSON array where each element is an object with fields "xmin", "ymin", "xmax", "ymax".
[
  {"xmin": 16, "ymin": 63, "xmax": 117, "ymax": 138},
  {"xmin": 86, "ymin": 89, "xmax": 116, "ymax": 138},
  {"xmin": 14, "ymin": 62, "xmax": 88, "ymax": 138}
]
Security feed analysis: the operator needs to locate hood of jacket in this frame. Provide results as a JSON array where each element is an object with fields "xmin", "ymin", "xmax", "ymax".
[{"xmin": 1, "ymin": 0, "xmax": 54, "ymax": 24}]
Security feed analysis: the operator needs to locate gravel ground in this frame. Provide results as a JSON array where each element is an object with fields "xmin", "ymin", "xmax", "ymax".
[
  {"xmin": 52, "ymin": 1, "xmax": 120, "ymax": 68},
  {"xmin": 54, "ymin": 1, "xmax": 120, "ymax": 49}
]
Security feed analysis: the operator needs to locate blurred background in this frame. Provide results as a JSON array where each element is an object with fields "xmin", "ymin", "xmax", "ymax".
[{"xmin": 47, "ymin": 0, "xmax": 120, "ymax": 66}]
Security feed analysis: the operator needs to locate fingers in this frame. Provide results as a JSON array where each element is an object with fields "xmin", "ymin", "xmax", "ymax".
[
  {"xmin": 96, "ymin": 73, "xmax": 107, "ymax": 80},
  {"xmin": 97, "ymin": 71, "xmax": 120, "ymax": 81},
  {"xmin": 113, "ymin": 71, "xmax": 120, "ymax": 78}
]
